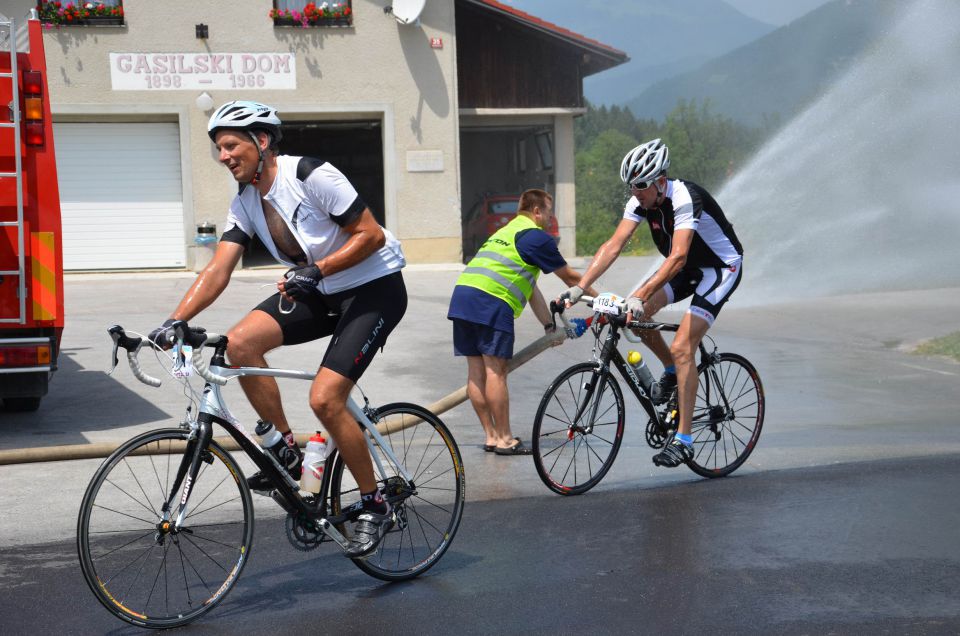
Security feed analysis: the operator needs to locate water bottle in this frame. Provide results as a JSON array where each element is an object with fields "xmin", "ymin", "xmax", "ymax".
[
  {"xmin": 300, "ymin": 432, "xmax": 328, "ymax": 494},
  {"xmin": 254, "ymin": 419, "xmax": 299, "ymax": 472},
  {"xmin": 627, "ymin": 350, "xmax": 658, "ymax": 398}
]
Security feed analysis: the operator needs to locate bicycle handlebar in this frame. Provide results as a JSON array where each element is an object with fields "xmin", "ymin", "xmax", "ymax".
[
  {"xmin": 552, "ymin": 293, "xmax": 675, "ymax": 342},
  {"xmin": 108, "ymin": 322, "xmax": 229, "ymax": 387}
]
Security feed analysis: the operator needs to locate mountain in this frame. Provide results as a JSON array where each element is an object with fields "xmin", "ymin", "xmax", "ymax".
[
  {"xmin": 499, "ymin": 0, "xmax": 776, "ymax": 106},
  {"xmin": 625, "ymin": 0, "xmax": 899, "ymax": 125},
  {"xmin": 722, "ymin": 0, "xmax": 832, "ymax": 26}
]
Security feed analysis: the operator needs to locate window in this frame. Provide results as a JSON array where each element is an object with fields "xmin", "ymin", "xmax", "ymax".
[
  {"xmin": 37, "ymin": 1, "xmax": 125, "ymax": 26},
  {"xmin": 270, "ymin": 1, "xmax": 353, "ymax": 27}
]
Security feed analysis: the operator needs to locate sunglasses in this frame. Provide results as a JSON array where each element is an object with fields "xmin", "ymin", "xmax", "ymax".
[{"xmin": 630, "ymin": 178, "xmax": 657, "ymax": 191}]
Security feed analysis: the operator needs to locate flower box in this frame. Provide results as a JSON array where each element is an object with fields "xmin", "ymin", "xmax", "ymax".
[
  {"xmin": 270, "ymin": 2, "xmax": 353, "ymax": 28},
  {"xmin": 37, "ymin": 2, "xmax": 125, "ymax": 27}
]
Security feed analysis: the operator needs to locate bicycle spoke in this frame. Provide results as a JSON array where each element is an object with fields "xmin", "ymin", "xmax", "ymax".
[
  {"xmin": 332, "ymin": 404, "xmax": 463, "ymax": 582},
  {"xmin": 79, "ymin": 430, "xmax": 253, "ymax": 628},
  {"xmin": 686, "ymin": 354, "xmax": 764, "ymax": 477}
]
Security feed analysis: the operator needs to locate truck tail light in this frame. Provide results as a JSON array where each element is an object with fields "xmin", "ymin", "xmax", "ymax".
[
  {"xmin": 21, "ymin": 70, "xmax": 45, "ymax": 147},
  {"xmin": 0, "ymin": 344, "xmax": 50, "ymax": 367},
  {"xmin": 25, "ymin": 123, "xmax": 44, "ymax": 146},
  {"xmin": 22, "ymin": 70, "xmax": 43, "ymax": 95},
  {"xmin": 24, "ymin": 97, "xmax": 43, "ymax": 120}
]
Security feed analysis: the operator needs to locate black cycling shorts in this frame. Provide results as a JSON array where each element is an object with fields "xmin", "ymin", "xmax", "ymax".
[
  {"xmin": 664, "ymin": 260, "xmax": 742, "ymax": 326},
  {"xmin": 254, "ymin": 272, "xmax": 407, "ymax": 382}
]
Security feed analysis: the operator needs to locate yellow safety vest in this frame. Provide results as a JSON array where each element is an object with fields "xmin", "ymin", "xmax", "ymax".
[{"xmin": 456, "ymin": 215, "xmax": 542, "ymax": 318}]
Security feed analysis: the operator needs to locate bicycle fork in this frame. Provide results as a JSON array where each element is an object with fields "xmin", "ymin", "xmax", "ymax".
[
  {"xmin": 158, "ymin": 418, "xmax": 214, "ymax": 539},
  {"xmin": 571, "ymin": 367, "xmax": 606, "ymax": 437}
]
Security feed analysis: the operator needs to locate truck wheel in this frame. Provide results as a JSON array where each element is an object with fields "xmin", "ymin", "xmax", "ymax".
[{"xmin": 3, "ymin": 397, "xmax": 42, "ymax": 412}]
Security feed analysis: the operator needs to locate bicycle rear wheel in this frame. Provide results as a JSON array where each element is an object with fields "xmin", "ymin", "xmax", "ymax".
[
  {"xmin": 329, "ymin": 403, "xmax": 465, "ymax": 582},
  {"xmin": 532, "ymin": 363, "xmax": 625, "ymax": 495},
  {"xmin": 77, "ymin": 428, "xmax": 254, "ymax": 629},
  {"xmin": 687, "ymin": 353, "xmax": 765, "ymax": 478}
]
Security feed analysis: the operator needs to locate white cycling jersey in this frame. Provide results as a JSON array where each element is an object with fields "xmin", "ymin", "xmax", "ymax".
[
  {"xmin": 623, "ymin": 178, "xmax": 742, "ymax": 268},
  {"xmin": 223, "ymin": 155, "xmax": 405, "ymax": 294}
]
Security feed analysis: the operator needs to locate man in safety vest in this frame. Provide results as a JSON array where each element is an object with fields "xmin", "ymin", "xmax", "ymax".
[{"xmin": 448, "ymin": 189, "xmax": 596, "ymax": 455}]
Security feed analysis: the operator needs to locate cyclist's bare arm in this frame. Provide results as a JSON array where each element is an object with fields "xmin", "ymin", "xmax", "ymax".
[
  {"xmin": 277, "ymin": 207, "xmax": 386, "ymax": 295},
  {"xmin": 318, "ymin": 208, "xmax": 385, "ymax": 275},
  {"xmin": 552, "ymin": 264, "xmax": 599, "ymax": 298},
  {"xmin": 574, "ymin": 217, "xmax": 639, "ymax": 293},
  {"xmin": 632, "ymin": 227, "xmax": 694, "ymax": 304},
  {"xmin": 171, "ymin": 240, "xmax": 244, "ymax": 321}
]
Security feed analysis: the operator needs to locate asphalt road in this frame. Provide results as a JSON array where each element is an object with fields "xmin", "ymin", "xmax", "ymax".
[
  {"xmin": 2, "ymin": 455, "xmax": 958, "ymax": 634},
  {"xmin": 1, "ymin": 259, "xmax": 959, "ymax": 633}
]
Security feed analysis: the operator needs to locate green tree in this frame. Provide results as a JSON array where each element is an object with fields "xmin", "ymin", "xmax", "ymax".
[
  {"xmin": 573, "ymin": 98, "xmax": 771, "ymax": 256},
  {"xmin": 574, "ymin": 128, "xmax": 655, "ymax": 255}
]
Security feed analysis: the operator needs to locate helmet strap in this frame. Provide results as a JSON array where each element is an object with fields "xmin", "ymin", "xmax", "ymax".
[{"xmin": 246, "ymin": 131, "xmax": 266, "ymax": 185}]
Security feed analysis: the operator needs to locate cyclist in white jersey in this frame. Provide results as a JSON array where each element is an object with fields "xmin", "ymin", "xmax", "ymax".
[
  {"xmin": 149, "ymin": 101, "xmax": 405, "ymax": 557},
  {"xmin": 558, "ymin": 139, "xmax": 743, "ymax": 468}
]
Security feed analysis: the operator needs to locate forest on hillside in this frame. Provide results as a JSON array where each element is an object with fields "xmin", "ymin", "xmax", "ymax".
[{"xmin": 573, "ymin": 100, "xmax": 778, "ymax": 255}]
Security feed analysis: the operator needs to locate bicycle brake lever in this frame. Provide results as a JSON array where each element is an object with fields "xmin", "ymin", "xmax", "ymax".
[{"xmin": 107, "ymin": 325, "xmax": 123, "ymax": 375}]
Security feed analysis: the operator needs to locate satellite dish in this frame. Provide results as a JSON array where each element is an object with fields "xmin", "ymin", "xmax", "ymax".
[{"xmin": 391, "ymin": 0, "xmax": 425, "ymax": 25}]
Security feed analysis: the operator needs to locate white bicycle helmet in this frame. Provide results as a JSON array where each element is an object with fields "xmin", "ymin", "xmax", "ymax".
[
  {"xmin": 208, "ymin": 101, "xmax": 283, "ymax": 184},
  {"xmin": 207, "ymin": 100, "xmax": 283, "ymax": 143},
  {"xmin": 620, "ymin": 138, "xmax": 670, "ymax": 186}
]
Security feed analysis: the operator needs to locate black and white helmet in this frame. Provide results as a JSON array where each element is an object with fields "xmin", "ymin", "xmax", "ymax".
[
  {"xmin": 620, "ymin": 138, "xmax": 670, "ymax": 185},
  {"xmin": 207, "ymin": 100, "xmax": 283, "ymax": 143}
]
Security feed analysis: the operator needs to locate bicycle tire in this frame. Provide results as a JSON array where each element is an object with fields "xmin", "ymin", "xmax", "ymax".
[
  {"xmin": 532, "ymin": 363, "xmax": 625, "ymax": 495},
  {"xmin": 686, "ymin": 353, "xmax": 765, "ymax": 478},
  {"xmin": 329, "ymin": 403, "xmax": 465, "ymax": 582},
  {"xmin": 77, "ymin": 428, "xmax": 254, "ymax": 629}
]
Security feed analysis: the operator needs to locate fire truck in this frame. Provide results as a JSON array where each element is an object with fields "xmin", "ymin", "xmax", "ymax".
[{"xmin": 0, "ymin": 12, "xmax": 64, "ymax": 412}]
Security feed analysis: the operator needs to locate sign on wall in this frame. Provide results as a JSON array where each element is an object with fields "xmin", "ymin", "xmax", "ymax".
[{"xmin": 110, "ymin": 53, "xmax": 297, "ymax": 90}]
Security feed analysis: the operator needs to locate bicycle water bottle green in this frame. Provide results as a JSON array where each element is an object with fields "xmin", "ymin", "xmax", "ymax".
[
  {"xmin": 627, "ymin": 350, "xmax": 657, "ymax": 396},
  {"xmin": 300, "ymin": 432, "xmax": 327, "ymax": 493}
]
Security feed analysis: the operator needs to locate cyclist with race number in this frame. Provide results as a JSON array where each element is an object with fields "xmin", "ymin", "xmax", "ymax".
[
  {"xmin": 148, "ymin": 100, "xmax": 406, "ymax": 557},
  {"xmin": 558, "ymin": 139, "xmax": 744, "ymax": 468}
]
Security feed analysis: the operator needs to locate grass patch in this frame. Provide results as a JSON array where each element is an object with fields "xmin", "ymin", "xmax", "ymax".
[{"xmin": 914, "ymin": 331, "xmax": 960, "ymax": 362}]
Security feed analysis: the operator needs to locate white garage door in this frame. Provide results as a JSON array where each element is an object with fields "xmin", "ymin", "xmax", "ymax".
[{"xmin": 56, "ymin": 122, "xmax": 186, "ymax": 270}]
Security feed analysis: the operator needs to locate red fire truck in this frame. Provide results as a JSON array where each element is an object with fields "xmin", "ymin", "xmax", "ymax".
[{"xmin": 0, "ymin": 12, "xmax": 64, "ymax": 412}]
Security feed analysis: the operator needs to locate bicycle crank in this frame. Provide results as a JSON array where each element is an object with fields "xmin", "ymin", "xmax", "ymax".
[
  {"xmin": 645, "ymin": 418, "xmax": 668, "ymax": 449},
  {"xmin": 285, "ymin": 512, "xmax": 325, "ymax": 551}
]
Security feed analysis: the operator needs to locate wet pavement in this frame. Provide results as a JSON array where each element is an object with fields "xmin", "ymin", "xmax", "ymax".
[{"xmin": 1, "ymin": 258, "xmax": 959, "ymax": 632}]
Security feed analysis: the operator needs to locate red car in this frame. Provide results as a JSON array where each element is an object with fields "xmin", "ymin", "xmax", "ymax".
[{"xmin": 462, "ymin": 194, "xmax": 560, "ymax": 260}]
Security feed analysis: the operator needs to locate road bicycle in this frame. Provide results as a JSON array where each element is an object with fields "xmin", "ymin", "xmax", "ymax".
[
  {"xmin": 532, "ymin": 293, "xmax": 764, "ymax": 495},
  {"xmin": 76, "ymin": 321, "xmax": 465, "ymax": 629}
]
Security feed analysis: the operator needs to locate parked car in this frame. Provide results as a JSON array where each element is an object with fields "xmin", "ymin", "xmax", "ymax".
[{"xmin": 462, "ymin": 193, "xmax": 560, "ymax": 261}]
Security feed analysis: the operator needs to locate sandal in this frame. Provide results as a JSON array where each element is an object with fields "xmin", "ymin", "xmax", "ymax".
[
  {"xmin": 484, "ymin": 437, "xmax": 521, "ymax": 452},
  {"xmin": 494, "ymin": 438, "xmax": 532, "ymax": 456}
]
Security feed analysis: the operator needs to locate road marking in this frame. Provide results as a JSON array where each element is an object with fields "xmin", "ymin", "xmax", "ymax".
[{"xmin": 898, "ymin": 362, "xmax": 957, "ymax": 376}]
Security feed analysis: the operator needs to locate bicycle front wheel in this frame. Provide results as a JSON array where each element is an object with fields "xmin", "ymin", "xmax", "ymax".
[
  {"xmin": 532, "ymin": 363, "xmax": 625, "ymax": 495},
  {"xmin": 687, "ymin": 353, "xmax": 765, "ymax": 478},
  {"xmin": 330, "ymin": 403, "xmax": 465, "ymax": 582},
  {"xmin": 77, "ymin": 428, "xmax": 254, "ymax": 629}
]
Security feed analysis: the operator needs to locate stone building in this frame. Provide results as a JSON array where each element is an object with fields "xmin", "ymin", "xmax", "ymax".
[{"xmin": 1, "ymin": 0, "xmax": 625, "ymax": 270}]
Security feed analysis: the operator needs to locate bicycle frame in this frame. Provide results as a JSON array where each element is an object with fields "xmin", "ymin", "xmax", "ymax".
[
  {"xmin": 158, "ymin": 360, "xmax": 415, "ymax": 552},
  {"xmin": 581, "ymin": 314, "xmax": 678, "ymax": 424},
  {"xmin": 561, "ymin": 302, "xmax": 730, "ymax": 424}
]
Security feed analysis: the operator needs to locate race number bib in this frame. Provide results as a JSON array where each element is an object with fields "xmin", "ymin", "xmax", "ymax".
[
  {"xmin": 593, "ymin": 292, "xmax": 623, "ymax": 316},
  {"xmin": 172, "ymin": 343, "xmax": 194, "ymax": 378}
]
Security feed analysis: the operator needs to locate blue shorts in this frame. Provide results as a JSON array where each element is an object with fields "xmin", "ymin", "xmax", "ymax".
[{"xmin": 452, "ymin": 319, "xmax": 514, "ymax": 359}]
